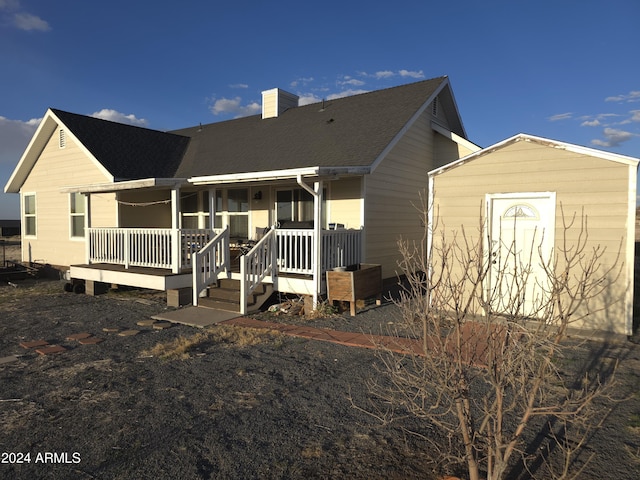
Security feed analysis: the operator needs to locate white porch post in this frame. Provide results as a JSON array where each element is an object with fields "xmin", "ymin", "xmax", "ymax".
[
  {"xmin": 171, "ymin": 187, "xmax": 181, "ymax": 273},
  {"xmin": 84, "ymin": 194, "xmax": 91, "ymax": 264},
  {"xmin": 296, "ymin": 175, "xmax": 323, "ymax": 309},
  {"xmin": 313, "ymin": 180, "xmax": 323, "ymax": 309},
  {"xmin": 208, "ymin": 187, "xmax": 216, "ymax": 230}
]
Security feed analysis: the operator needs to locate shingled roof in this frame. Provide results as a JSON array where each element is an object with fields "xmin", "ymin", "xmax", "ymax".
[
  {"xmin": 51, "ymin": 109, "xmax": 189, "ymax": 180},
  {"xmin": 172, "ymin": 76, "xmax": 453, "ymax": 178},
  {"xmin": 38, "ymin": 77, "xmax": 457, "ymax": 185}
]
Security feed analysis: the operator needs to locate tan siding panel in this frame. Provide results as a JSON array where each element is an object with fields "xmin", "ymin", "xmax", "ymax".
[
  {"xmin": 432, "ymin": 139, "xmax": 632, "ymax": 333},
  {"xmin": 21, "ymin": 131, "xmax": 116, "ymax": 267},
  {"xmin": 329, "ymin": 177, "xmax": 362, "ymax": 229},
  {"xmin": 365, "ymin": 112, "xmax": 432, "ymax": 278}
]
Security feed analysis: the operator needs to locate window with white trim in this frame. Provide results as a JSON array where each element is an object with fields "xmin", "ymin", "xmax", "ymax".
[
  {"xmin": 181, "ymin": 191, "xmax": 210, "ymax": 229},
  {"xmin": 23, "ymin": 193, "xmax": 36, "ymax": 236},
  {"xmin": 276, "ymin": 188, "xmax": 326, "ymax": 228},
  {"xmin": 214, "ymin": 188, "xmax": 249, "ymax": 239},
  {"xmin": 70, "ymin": 192, "xmax": 86, "ymax": 238}
]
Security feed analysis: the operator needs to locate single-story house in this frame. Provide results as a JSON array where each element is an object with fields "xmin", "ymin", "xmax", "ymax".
[
  {"xmin": 429, "ymin": 134, "xmax": 639, "ymax": 336},
  {"xmin": 4, "ymin": 76, "xmax": 479, "ymax": 312}
]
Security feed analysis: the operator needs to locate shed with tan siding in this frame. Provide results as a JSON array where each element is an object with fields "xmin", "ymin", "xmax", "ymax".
[{"xmin": 429, "ymin": 134, "xmax": 639, "ymax": 336}]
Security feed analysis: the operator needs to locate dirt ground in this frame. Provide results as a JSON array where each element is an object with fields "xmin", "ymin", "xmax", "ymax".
[{"xmin": 1, "ymin": 264, "xmax": 640, "ymax": 478}]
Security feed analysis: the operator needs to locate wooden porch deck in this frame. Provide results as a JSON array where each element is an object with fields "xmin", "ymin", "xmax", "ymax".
[{"xmin": 69, "ymin": 263, "xmax": 193, "ymax": 291}]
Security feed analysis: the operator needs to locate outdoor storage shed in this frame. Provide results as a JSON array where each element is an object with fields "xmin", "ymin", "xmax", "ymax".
[{"xmin": 428, "ymin": 134, "xmax": 639, "ymax": 336}]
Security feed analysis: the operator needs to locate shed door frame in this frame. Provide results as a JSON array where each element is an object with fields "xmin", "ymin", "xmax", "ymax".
[{"xmin": 485, "ymin": 192, "xmax": 556, "ymax": 317}]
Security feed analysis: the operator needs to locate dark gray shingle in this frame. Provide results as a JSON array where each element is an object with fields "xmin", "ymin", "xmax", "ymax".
[{"xmin": 52, "ymin": 109, "xmax": 189, "ymax": 180}]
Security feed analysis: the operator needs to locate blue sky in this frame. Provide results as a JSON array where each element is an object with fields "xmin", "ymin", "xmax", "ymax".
[{"xmin": 1, "ymin": 0, "xmax": 639, "ymax": 218}]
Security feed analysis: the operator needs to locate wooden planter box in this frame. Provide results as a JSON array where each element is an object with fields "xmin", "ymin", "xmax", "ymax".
[{"xmin": 326, "ymin": 263, "xmax": 382, "ymax": 316}]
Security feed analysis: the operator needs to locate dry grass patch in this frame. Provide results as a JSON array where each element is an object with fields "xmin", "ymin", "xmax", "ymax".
[
  {"xmin": 206, "ymin": 324, "xmax": 283, "ymax": 347},
  {"xmin": 141, "ymin": 325, "xmax": 284, "ymax": 360},
  {"xmin": 141, "ymin": 332, "xmax": 211, "ymax": 360}
]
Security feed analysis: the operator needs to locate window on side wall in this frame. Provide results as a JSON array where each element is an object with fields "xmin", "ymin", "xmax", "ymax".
[
  {"xmin": 70, "ymin": 192, "xmax": 86, "ymax": 238},
  {"xmin": 181, "ymin": 191, "xmax": 210, "ymax": 230},
  {"xmin": 23, "ymin": 193, "xmax": 37, "ymax": 237}
]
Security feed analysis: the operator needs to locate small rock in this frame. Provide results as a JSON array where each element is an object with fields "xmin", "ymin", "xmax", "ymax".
[
  {"xmin": 118, "ymin": 330, "xmax": 140, "ymax": 337},
  {"xmin": 152, "ymin": 322, "xmax": 172, "ymax": 330}
]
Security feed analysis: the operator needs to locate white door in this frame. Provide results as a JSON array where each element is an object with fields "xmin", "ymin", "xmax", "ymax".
[{"xmin": 488, "ymin": 193, "xmax": 555, "ymax": 317}]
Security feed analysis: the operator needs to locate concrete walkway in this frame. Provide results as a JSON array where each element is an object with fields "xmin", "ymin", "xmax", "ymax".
[{"xmin": 152, "ymin": 306, "xmax": 240, "ymax": 328}]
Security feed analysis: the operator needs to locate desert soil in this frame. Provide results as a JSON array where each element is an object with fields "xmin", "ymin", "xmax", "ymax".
[{"xmin": 1, "ymin": 240, "xmax": 639, "ymax": 479}]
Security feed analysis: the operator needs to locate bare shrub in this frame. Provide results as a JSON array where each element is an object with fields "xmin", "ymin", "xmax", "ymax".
[{"xmin": 365, "ymin": 197, "xmax": 621, "ymax": 480}]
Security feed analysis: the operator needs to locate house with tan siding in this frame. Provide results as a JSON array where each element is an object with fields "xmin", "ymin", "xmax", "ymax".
[
  {"xmin": 429, "ymin": 134, "xmax": 639, "ymax": 336},
  {"xmin": 4, "ymin": 76, "xmax": 478, "ymax": 313}
]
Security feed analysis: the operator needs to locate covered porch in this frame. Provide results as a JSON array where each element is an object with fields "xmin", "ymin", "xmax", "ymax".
[
  {"xmin": 70, "ymin": 225, "xmax": 362, "ymax": 312},
  {"xmin": 66, "ymin": 170, "xmax": 365, "ymax": 312}
]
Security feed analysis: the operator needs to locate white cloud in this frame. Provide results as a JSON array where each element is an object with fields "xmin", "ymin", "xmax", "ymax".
[
  {"xmin": 290, "ymin": 77, "xmax": 314, "ymax": 88},
  {"xmin": 209, "ymin": 97, "xmax": 260, "ymax": 118},
  {"xmin": 399, "ymin": 69, "xmax": 424, "ymax": 79},
  {"xmin": 1, "ymin": 2, "xmax": 51, "ymax": 31},
  {"xmin": 339, "ymin": 77, "xmax": 365, "ymax": 87},
  {"xmin": 605, "ymin": 90, "xmax": 640, "ymax": 103},
  {"xmin": 0, "ymin": 115, "xmax": 41, "ymax": 164},
  {"xmin": 630, "ymin": 110, "xmax": 640, "ymax": 122},
  {"xmin": 374, "ymin": 70, "xmax": 394, "ymax": 79},
  {"xmin": 90, "ymin": 109, "xmax": 148, "ymax": 126},
  {"xmin": 591, "ymin": 127, "xmax": 636, "ymax": 148},
  {"xmin": 229, "ymin": 83, "xmax": 248, "ymax": 89},
  {"xmin": 298, "ymin": 93, "xmax": 322, "ymax": 106},
  {"xmin": 0, "ymin": 0, "xmax": 19, "ymax": 9},
  {"xmin": 548, "ymin": 112, "xmax": 573, "ymax": 121},
  {"xmin": 13, "ymin": 12, "xmax": 49, "ymax": 31},
  {"xmin": 581, "ymin": 119, "xmax": 600, "ymax": 127}
]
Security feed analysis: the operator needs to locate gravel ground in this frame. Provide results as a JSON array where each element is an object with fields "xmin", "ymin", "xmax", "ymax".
[{"xmin": 0, "ymin": 275, "xmax": 639, "ymax": 480}]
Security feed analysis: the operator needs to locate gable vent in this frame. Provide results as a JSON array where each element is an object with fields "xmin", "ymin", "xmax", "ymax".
[
  {"xmin": 432, "ymin": 97, "xmax": 438, "ymax": 117},
  {"xmin": 59, "ymin": 128, "xmax": 66, "ymax": 149}
]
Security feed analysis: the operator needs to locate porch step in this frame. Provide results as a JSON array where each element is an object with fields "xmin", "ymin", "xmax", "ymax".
[{"xmin": 198, "ymin": 279, "xmax": 273, "ymax": 313}]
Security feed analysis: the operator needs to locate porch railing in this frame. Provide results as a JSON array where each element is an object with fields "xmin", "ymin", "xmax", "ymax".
[
  {"xmin": 192, "ymin": 227, "xmax": 230, "ymax": 305},
  {"xmin": 240, "ymin": 228, "xmax": 277, "ymax": 314},
  {"xmin": 275, "ymin": 228, "xmax": 362, "ymax": 275},
  {"xmin": 87, "ymin": 227, "xmax": 217, "ymax": 272}
]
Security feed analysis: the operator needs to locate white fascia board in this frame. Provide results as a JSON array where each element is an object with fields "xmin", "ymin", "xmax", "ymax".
[
  {"xmin": 431, "ymin": 122, "xmax": 482, "ymax": 153},
  {"xmin": 49, "ymin": 110, "xmax": 115, "ymax": 182},
  {"xmin": 4, "ymin": 110, "xmax": 56, "ymax": 193},
  {"xmin": 428, "ymin": 134, "xmax": 517, "ymax": 178},
  {"xmin": 189, "ymin": 166, "xmax": 370, "ymax": 186},
  {"xmin": 521, "ymin": 133, "xmax": 640, "ymax": 166},
  {"xmin": 369, "ymin": 78, "xmax": 449, "ymax": 174},
  {"xmin": 429, "ymin": 133, "xmax": 640, "ymax": 179},
  {"xmin": 625, "ymin": 162, "xmax": 637, "ymax": 336},
  {"xmin": 189, "ymin": 167, "xmax": 320, "ymax": 185},
  {"xmin": 60, "ymin": 178, "xmax": 187, "ymax": 194},
  {"xmin": 5, "ymin": 109, "xmax": 119, "ymax": 194}
]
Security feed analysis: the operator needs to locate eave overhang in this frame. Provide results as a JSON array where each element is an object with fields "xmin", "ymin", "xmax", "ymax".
[
  {"xmin": 60, "ymin": 178, "xmax": 188, "ymax": 194},
  {"xmin": 188, "ymin": 166, "xmax": 371, "ymax": 186}
]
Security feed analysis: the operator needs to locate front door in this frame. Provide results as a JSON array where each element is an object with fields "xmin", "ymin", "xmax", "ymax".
[{"xmin": 488, "ymin": 193, "xmax": 555, "ymax": 317}]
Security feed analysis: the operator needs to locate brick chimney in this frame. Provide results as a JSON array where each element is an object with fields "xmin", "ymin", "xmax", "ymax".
[{"xmin": 261, "ymin": 88, "xmax": 299, "ymax": 119}]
